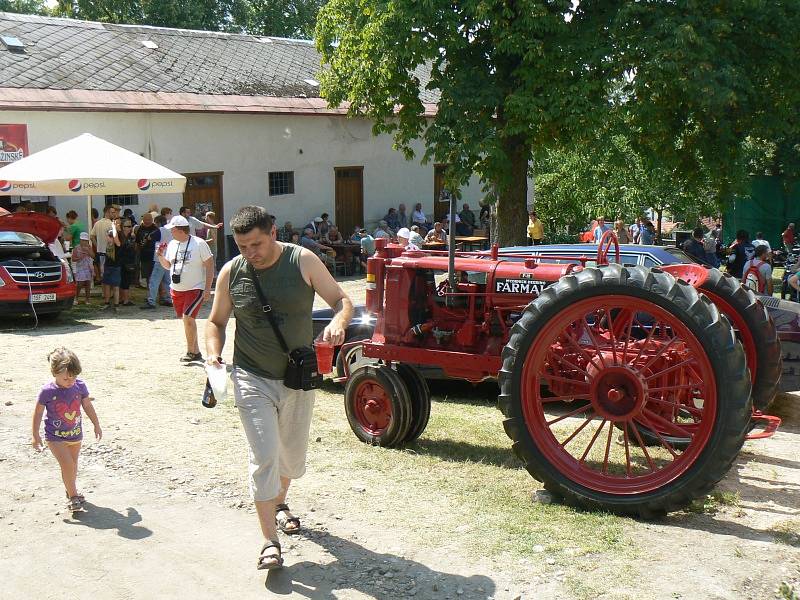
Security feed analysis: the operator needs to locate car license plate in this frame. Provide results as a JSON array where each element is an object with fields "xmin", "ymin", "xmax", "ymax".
[{"xmin": 30, "ymin": 293, "xmax": 56, "ymax": 303}]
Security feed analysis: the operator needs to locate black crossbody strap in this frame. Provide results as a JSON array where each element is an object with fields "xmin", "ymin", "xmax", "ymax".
[{"xmin": 248, "ymin": 263, "xmax": 290, "ymax": 354}]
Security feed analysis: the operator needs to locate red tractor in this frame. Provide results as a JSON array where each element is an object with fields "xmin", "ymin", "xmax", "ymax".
[{"xmin": 338, "ymin": 230, "xmax": 782, "ymax": 517}]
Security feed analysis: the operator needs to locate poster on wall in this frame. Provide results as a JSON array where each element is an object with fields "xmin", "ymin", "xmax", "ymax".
[{"xmin": 0, "ymin": 124, "xmax": 28, "ymax": 166}]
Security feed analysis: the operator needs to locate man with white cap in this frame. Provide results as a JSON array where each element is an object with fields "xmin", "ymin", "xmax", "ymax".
[
  {"xmin": 156, "ymin": 215, "xmax": 215, "ymax": 362},
  {"xmin": 396, "ymin": 227, "xmax": 419, "ymax": 251},
  {"xmin": 304, "ymin": 216, "xmax": 324, "ymax": 239}
]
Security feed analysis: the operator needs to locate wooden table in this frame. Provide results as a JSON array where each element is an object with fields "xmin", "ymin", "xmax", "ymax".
[
  {"xmin": 455, "ymin": 236, "xmax": 489, "ymax": 251},
  {"xmin": 328, "ymin": 243, "xmax": 361, "ymax": 274},
  {"xmin": 422, "ymin": 241, "xmax": 447, "ymax": 250}
]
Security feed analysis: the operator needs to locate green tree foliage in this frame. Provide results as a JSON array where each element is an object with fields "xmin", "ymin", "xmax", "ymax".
[
  {"xmin": 0, "ymin": 0, "xmax": 48, "ymax": 15},
  {"xmin": 316, "ymin": 1, "xmax": 800, "ymax": 245},
  {"xmin": 53, "ymin": 0, "xmax": 325, "ymax": 37},
  {"xmin": 230, "ymin": 0, "xmax": 326, "ymax": 38}
]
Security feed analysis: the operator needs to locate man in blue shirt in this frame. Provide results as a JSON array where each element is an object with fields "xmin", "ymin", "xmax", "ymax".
[{"xmin": 593, "ymin": 217, "xmax": 611, "ymax": 243}]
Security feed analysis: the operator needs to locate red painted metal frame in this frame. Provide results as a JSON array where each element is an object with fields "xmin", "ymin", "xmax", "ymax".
[
  {"xmin": 747, "ymin": 411, "xmax": 782, "ymax": 440},
  {"xmin": 362, "ymin": 342, "xmax": 502, "ymax": 381}
]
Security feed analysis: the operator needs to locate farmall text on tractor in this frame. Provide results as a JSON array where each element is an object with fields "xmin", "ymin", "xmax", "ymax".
[{"xmin": 336, "ymin": 223, "xmax": 783, "ymax": 518}]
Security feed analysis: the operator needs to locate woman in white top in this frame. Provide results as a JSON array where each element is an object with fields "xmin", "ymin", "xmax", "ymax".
[{"xmin": 412, "ymin": 203, "xmax": 429, "ymax": 233}]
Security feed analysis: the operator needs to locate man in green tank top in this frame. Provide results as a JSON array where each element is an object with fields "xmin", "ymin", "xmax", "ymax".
[{"xmin": 205, "ymin": 206, "xmax": 353, "ymax": 570}]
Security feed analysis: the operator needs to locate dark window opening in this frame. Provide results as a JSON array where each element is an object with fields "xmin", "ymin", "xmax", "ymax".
[{"xmin": 268, "ymin": 171, "xmax": 294, "ymax": 196}]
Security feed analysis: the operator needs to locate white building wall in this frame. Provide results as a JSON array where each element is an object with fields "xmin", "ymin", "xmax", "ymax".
[{"xmin": 2, "ymin": 110, "xmax": 490, "ymax": 232}]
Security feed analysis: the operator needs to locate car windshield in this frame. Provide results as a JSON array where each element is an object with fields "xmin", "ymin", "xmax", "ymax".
[
  {"xmin": 662, "ymin": 246, "xmax": 699, "ymax": 264},
  {"xmin": 0, "ymin": 230, "xmax": 41, "ymax": 244}
]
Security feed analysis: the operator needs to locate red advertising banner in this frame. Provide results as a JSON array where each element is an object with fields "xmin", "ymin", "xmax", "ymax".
[{"xmin": 0, "ymin": 124, "xmax": 28, "ymax": 166}]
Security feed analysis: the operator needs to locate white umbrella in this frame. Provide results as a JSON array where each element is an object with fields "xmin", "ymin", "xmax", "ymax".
[{"xmin": 0, "ymin": 132, "xmax": 186, "ymax": 226}]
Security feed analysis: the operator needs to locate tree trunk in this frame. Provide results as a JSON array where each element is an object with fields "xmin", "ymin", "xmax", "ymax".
[
  {"xmin": 495, "ymin": 135, "xmax": 531, "ymax": 247},
  {"xmin": 655, "ymin": 208, "xmax": 663, "ymax": 244}
]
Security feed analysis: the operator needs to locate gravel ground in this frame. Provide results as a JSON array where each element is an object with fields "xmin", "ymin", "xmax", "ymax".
[{"xmin": 0, "ymin": 276, "xmax": 798, "ymax": 599}]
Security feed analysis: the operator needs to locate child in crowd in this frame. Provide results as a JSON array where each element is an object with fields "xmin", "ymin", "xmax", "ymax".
[
  {"xmin": 31, "ymin": 348, "xmax": 102, "ymax": 512},
  {"xmin": 71, "ymin": 232, "xmax": 95, "ymax": 305}
]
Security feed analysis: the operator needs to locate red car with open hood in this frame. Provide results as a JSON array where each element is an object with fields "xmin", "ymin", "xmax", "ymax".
[{"xmin": 0, "ymin": 212, "xmax": 76, "ymax": 317}]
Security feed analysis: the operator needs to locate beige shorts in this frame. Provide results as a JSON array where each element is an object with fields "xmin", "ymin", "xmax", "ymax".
[{"xmin": 231, "ymin": 366, "xmax": 315, "ymax": 501}]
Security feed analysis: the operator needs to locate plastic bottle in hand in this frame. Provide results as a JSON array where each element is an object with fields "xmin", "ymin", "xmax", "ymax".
[
  {"xmin": 202, "ymin": 379, "xmax": 217, "ymax": 408},
  {"xmin": 203, "ymin": 358, "xmax": 227, "ymax": 408}
]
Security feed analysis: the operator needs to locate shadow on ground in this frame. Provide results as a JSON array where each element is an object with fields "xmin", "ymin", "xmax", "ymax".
[
  {"xmin": 265, "ymin": 529, "xmax": 495, "ymax": 599},
  {"xmin": 64, "ymin": 503, "xmax": 153, "ymax": 540}
]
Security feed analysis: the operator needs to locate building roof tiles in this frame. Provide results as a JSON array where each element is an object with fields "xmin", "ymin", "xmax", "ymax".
[{"xmin": 0, "ymin": 11, "xmax": 440, "ymax": 111}]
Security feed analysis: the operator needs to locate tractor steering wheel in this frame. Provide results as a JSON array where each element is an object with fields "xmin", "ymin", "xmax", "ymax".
[{"xmin": 596, "ymin": 229, "xmax": 620, "ymax": 266}]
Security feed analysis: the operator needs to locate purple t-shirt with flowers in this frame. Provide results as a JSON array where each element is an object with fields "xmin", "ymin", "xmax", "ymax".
[{"xmin": 37, "ymin": 379, "xmax": 89, "ymax": 442}]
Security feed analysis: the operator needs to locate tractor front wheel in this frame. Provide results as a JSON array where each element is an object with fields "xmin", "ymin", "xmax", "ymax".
[
  {"xmin": 344, "ymin": 365, "xmax": 412, "ymax": 447},
  {"xmin": 498, "ymin": 265, "xmax": 752, "ymax": 517},
  {"xmin": 396, "ymin": 364, "xmax": 432, "ymax": 443}
]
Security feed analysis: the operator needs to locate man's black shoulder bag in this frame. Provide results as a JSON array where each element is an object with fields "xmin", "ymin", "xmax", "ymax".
[{"xmin": 248, "ymin": 264, "xmax": 322, "ymax": 391}]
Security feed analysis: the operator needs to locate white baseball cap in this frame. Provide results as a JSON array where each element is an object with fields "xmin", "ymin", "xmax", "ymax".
[
  {"xmin": 79, "ymin": 232, "xmax": 90, "ymax": 241},
  {"xmin": 165, "ymin": 215, "xmax": 190, "ymax": 229},
  {"xmin": 397, "ymin": 227, "xmax": 410, "ymax": 239}
]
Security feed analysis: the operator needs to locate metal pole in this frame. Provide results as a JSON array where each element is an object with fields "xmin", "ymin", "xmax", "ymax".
[{"xmin": 447, "ymin": 191, "xmax": 457, "ymax": 298}]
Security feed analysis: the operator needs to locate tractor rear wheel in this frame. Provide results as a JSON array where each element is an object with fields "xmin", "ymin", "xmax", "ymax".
[
  {"xmin": 497, "ymin": 265, "xmax": 752, "ymax": 517},
  {"xmin": 396, "ymin": 364, "xmax": 432, "ymax": 443},
  {"xmin": 344, "ymin": 365, "xmax": 412, "ymax": 447},
  {"xmin": 697, "ymin": 267, "xmax": 781, "ymax": 412}
]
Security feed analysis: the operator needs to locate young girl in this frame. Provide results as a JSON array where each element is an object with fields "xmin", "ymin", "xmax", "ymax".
[
  {"xmin": 32, "ymin": 348, "xmax": 102, "ymax": 511},
  {"xmin": 71, "ymin": 232, "xmax": 95, "ymax": 305}
]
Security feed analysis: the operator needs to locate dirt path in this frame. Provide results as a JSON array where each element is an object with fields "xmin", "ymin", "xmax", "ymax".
[{"xmin": 1, "ymin": 280, "xmax": 799, "ymax": 599}]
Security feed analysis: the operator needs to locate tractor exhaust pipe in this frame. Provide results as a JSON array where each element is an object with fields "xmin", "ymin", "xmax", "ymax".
[{"xmin": 447, "ymin": 192, "xmax": 457, "ymax": 304}]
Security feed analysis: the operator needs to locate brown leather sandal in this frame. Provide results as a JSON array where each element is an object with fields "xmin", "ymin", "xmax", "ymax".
[
  {"xmin": 275, "ymin": 503, "xmax": 301, "ymax": 534},
  {"xmin": 257, "ymin": 540, "xmax": 283, "ymax": 570}
]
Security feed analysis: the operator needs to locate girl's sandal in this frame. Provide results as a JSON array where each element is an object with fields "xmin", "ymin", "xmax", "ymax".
[
  {"xmin": 67, "ymin": 496, "xmax": 84, "ymax": 512},
  {"xmin": 257, "ymin": 541, "xmax": 283, "ymax": 570},
  {"xmin": 275, "ymin": 503, "xmax": 301, "ymax": 534}
]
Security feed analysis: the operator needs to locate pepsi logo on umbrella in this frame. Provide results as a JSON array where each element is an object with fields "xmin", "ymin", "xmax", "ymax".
[
  {"xmin": 0, "ymin": 180, "xmax": 11, "ymax": 192},
  {"xmin": 138, "ymin": 178, "xmax": 150, "ymax": 191},
  {"xmin": 68, "ymin": 179, "xmax": 82, "ymax": 192}
]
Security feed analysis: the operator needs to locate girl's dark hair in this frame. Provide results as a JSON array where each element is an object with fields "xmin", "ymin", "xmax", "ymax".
[{"xmin": 47, "ymin": 347, "xmax": 81, "ymax": 376}]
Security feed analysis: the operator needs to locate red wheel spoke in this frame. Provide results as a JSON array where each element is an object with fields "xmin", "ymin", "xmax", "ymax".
[
  {"xmin": 640, "ymin": 409, "xmax": 693, "ymax": 438},
  {"xmin": 639, "ymin": 335, "xmax": 680, "ymax": 373},
  {"xmin": 582, "ymin": 317, "xmax": 608, "ymax": 368},
  {"xmin": 541, "ymin": 393, "xmax": 591, "ymax": 403},
  {"xmin": 603, "ymin": 306, "xmax": 618, "ymax": 363},
  {"xmin": 647, "ymin": 383, "xmax": 701, "ymax": 395},
  {"xmin": 540, "ymin": 373, "xmax": 590, "ymax": 387},
  {"xmin": 579, "ymin": 418, "xmax": 608, "ymax": 463},
  {"xmin": 645, "ymin": 358, "xmax": 698, "ymax": 381},
  {"xmin": 601, "ymin": 419, "xmax": 614, "ymax": 475},
  {"xmin": 547, "ymin": 350, "xmax": 592, "ymax": 378},
  {"xmin": 631, "ymin": 319, "xmax": 662, "ymax": 365},
  {"xmin": 546, "ymin": 403, "xmax": 594, "ymax": 426},
  {"xmin": 630, "ymin": 422, "xmax": 656, "ymax": 472},
  {"xmin": 619, "ymin": 312, "xmax": 637, "ymax": 363},
  {"xmin": 560, "ymin": 412, "xmax": 596, "ymax": 448},
  {"xmin": 622, "ymin": 422, "xmax": 632, "ymax": 477},
  {"xmin": 563, "ymin": 329, "xmax": 603, "ymax": 371},
  {"xmin": 636, "ymin": 413, "xmax": 679, "ymax": 457},
  {"xmin": 646, "ymin": 396, "xmax": 704, "ymax": 418}
]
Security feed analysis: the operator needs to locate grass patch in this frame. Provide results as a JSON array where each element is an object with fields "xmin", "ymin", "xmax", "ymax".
[
  {"xmin": 308, "ymin": 384, "xmax": 633, "ymax": 568},
  {"xmin": 770, "ymin": 519, "xmax": 800, "ymax": 547},
  {"xmin": 686, "ymin": 490, "xmax": 740, "ymax": 514}
]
